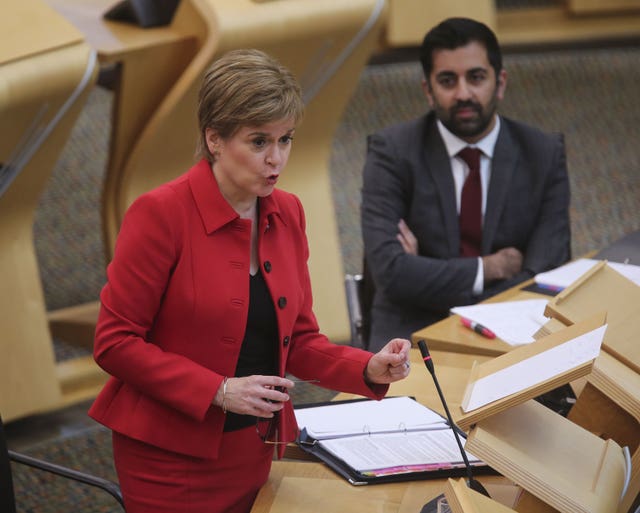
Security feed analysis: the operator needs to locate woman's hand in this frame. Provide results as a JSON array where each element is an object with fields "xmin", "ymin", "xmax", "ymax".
[
  {"xmin": 213, "ymin": 375, "xmax": 294, "ymax": 417},
  {"xmin": 365, "ymin": 338, "xmax": 411, "ymax": 384}
]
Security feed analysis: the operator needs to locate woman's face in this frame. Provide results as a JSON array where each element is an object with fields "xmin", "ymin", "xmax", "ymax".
[{"xmin": 206, "ymin": 118, "xmax": 296, "ymax": 207}]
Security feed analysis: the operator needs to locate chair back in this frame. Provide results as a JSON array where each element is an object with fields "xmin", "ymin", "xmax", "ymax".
[
  {"xmin": 344, "ymin": 259, "xmax": 376, "ymax": 349},
  {"xmin": 0, "ymin": 415, "xmax": 17, "ymax": 513}
]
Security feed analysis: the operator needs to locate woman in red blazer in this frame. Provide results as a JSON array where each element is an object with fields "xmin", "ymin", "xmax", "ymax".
[{"xmin": 89, "ymin": 49, "xmax": 411, "ymax": 513}]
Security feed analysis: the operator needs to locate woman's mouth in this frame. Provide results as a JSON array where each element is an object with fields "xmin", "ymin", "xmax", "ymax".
[{"xmin": 266, "ymin": 174, "xmax": 279, "ymax": 185}]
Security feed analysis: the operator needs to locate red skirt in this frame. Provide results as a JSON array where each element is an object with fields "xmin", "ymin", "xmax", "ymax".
[{"xmin": 112, "ymin": 427, "xmax": 274, "ymax": 513}]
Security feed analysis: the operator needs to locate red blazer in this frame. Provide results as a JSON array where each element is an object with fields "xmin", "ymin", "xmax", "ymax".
[{"xmin": 89, "ymin": 159, "xmax": 387, "ymax": 459}]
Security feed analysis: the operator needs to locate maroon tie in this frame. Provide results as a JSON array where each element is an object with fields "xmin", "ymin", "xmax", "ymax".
[{"xmin": 458, "ymin": 147, "xmax": 482, "ymax": 257}]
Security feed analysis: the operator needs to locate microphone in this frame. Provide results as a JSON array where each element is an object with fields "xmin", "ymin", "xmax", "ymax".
[{"xmin": 417, "ymin": 339, "xmax": 490, "ymax": 499}]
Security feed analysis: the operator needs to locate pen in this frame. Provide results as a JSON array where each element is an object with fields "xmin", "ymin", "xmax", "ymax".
[{"xmin": 460, "ymin": 317, "xmax": 496, "ymax": 339}]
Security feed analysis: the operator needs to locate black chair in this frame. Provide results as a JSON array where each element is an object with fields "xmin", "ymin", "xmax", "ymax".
[
  {"xmin": 344, "ymin": 259, "xmax": 375, "ymax": 350},
  {"xmin": 1, "ymin": 413, "xmax": 124, "ymax": 512}
]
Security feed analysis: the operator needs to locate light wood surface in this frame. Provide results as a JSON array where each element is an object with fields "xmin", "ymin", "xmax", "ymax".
[
  {"xmin": 385, "ymin": 0, "xmax": 496, "ymax": 47},
  {"xmin": 546, "ymin": 261, "xmax": 640, "ymax": 375},
  {"xmin": 568, "ymin": 0, "xmax": 640, "ymax": 14},
  {"xmin": 1, "ymin": 0, "xmax": 83, "ymax": 64},
  {"xmin": 0, "ymin": 1, "xmax": 98, "ymax": 421},
  {"xmin": 466, "ymin": 400, "xmax": 627, "ymax": 513},
  {"xmin": 252, "ymin": 460, "xmax": 518, "ymax": 513},
  {"xmin": 382, "ymin": 0, "xmax": 640, "ymax": 49}
]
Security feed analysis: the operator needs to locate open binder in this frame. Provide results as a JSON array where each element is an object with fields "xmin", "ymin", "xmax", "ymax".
[{"xmin": 295, "ymin": 396, "xmax": 493, "ymax": 485}]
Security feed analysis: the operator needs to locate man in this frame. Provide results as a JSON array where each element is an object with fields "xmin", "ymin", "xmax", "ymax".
[{"xmin": 361, "ymin": 17, "xmax": 570, "ymax": 351}]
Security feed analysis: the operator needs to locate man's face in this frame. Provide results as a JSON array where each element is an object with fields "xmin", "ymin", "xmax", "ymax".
[{"xmin": 423, "ymin": 41, "xmax": 506, "ymax": 143}]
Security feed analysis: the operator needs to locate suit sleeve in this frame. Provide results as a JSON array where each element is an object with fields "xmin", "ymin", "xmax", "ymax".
[
  {"xmin": 361, "ymin": 132, "xmax": 479, "ymax": 311},
  {"xmin": 520, "ymin": 133, "xmax": 571, "ymax": 272},
  {"xmin": 480, "ymin": 132, "xmax": 571, "ymax": 299}
]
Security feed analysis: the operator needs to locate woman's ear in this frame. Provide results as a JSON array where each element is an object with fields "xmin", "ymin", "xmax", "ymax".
[{"xmin": 205, "ymin": 128, "xmax": 220, "ymax": 156}]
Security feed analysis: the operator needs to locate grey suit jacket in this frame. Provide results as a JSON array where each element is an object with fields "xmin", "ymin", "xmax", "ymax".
[{"xmin": 361, "ymin": 112, "xmax": 571, "ymax": 351}]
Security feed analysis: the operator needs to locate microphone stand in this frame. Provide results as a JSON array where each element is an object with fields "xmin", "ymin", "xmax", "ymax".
[{"xmin": 417, "ymin": 340, "xmax": 490, "ymax": 498}]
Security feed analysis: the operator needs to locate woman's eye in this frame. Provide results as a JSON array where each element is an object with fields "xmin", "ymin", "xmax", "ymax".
[
  {"xmin": 253, "ymin": 138, "xmax": 267, "ymax": 148},
  {"xmin": 279, "ymin": 135, "xmax": 293, "ymax": 145}
]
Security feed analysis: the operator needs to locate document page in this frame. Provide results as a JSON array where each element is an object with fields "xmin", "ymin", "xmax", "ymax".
[
  {"xmin": 294, "ymin": 396, "xmax": 447, "ymax": 439},
  {"xmin": 462, "ymin": 324, "xmax": 606, "ymax": 412},
  {"xmin": 534, "ymin": 258, "xmax": 640, "ymax": 289},
  {"xmin": 451, "ymin": 299, "xmax": 549, "ymax": 345},
  {"xmin": 318, "ymin": 429, "xmax": 481, "ymax": 474}
]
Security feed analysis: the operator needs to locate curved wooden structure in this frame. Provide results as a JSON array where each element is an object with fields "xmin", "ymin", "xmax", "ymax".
[{"xmin": 0, "ymin": 0, "xmax": 98, "ymax": 421}]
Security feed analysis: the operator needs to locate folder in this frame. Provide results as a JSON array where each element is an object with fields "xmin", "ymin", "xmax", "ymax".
[{"xmin": 295, "ymin": 397, "xmax": 493, "ymax": 485}]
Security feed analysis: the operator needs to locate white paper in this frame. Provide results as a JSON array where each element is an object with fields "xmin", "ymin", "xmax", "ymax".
[
  {"xmin": 462, "ymin": 324, "xmax": 606, "ymax": 412},
  {"xmin": 451, "ymin": 299, "xmax": 549, "ymax": 345},
  {"xmin": 534, "ymin": 258, "xmax": 640, "ymax": 289},
  {"xmin": 294, "ymin": 396, "xmax": 446, "ymax": 439},
  {"xmin": 318, "ymin": 430, "xmax": 481, "ymax": 472}
]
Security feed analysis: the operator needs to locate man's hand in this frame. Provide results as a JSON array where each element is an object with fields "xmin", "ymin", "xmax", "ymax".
[
  {"xmin": 482, "ymin": 247, "xmax": 523, "ymax": 282},
  {"xmin": 397, "ymin": 219, "xmax": 418, "ymax": 255}
]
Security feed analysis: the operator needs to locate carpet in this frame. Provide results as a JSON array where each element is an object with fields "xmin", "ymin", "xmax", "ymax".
[{"xmin": 11, "ymin": 425, "xmax": 120, "ymax": 513}]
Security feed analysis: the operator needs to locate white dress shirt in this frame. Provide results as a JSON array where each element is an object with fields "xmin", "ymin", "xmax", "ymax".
[{"xmin": 436, "ymin": 116, "xmax": 501, "ymax": 295}]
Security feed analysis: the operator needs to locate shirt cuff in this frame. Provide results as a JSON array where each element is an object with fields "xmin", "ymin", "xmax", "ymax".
[{"xmin": 472, "ymin": 257, "xmax": 484, "ymax": 295}]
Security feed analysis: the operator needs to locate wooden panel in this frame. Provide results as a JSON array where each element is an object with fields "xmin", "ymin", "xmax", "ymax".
[
  {"xmin": 497, "ymin": 6, "xmax": 640, "ymax": 48},
  {"xmin": 0, "ymin": 0, "xmax": 83, "ymax": 64},
  {"xmin": 0, "ymin": 6, "xmax": 97, "ymax": 420},
  {"xmin": 386, "ymin": 0, "xmax": 497, "ymax": 48},
  {"xmin": 568, "ymin": 0, "xmax": 640, "ymax": 15}
]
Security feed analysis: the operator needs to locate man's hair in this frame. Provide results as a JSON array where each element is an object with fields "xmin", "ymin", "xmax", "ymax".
[
  {"xmin": 196, "ymin": 49, "xmax": 305, "ymax": 162},
  {"xmin": 419, "ymin": 17, "xmax": 502, "ymax": 79}
]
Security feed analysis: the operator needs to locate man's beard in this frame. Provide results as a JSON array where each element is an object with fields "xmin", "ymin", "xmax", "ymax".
[{"xmin": 436, "ymin": 95, "xmax": 498, "ymax": 140}]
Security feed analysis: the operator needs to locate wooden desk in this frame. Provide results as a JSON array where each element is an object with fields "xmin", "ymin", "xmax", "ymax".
[
  {"xmin": 252, "ymin": 460, "xmax": 517, "ymax": 513},
  {"xmin": 411, "ymin": 280, "xmax": 550, "ymax": 357}
]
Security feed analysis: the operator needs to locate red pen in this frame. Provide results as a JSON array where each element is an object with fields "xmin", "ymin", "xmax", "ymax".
[{"xmin": 460, "ymin": 317, "xmax": 496, "ymax": 339}]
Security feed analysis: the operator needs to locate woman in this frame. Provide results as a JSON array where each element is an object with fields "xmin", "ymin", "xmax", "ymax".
[{"xmin": 89, "ymin": 49, "xmax": 411, "ymax": 513}]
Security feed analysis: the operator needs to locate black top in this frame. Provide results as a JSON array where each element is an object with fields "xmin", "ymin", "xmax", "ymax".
[{"xmin": 223, "ymin": 270, "xmax": 279, "ymax": 432}]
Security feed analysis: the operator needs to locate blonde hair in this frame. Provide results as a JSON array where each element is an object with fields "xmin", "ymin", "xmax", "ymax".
[{"xmin": 196, "ymin": 49, "xmax": 305, "ymax": 162}]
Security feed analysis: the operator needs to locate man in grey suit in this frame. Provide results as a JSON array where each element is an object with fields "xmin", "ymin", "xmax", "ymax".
[{"xmin": 361, "ymin": 17, "xmax": 571, "ymax": 351}]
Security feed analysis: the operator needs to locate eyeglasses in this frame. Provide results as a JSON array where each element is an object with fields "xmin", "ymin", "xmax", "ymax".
[
  {"xmin": 256, "ymin": 379, "xmax": 319, "ymax": 445},
  {"xmin": 256, "ymin": 410, "xmax": 298, "ymax": 446}
]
